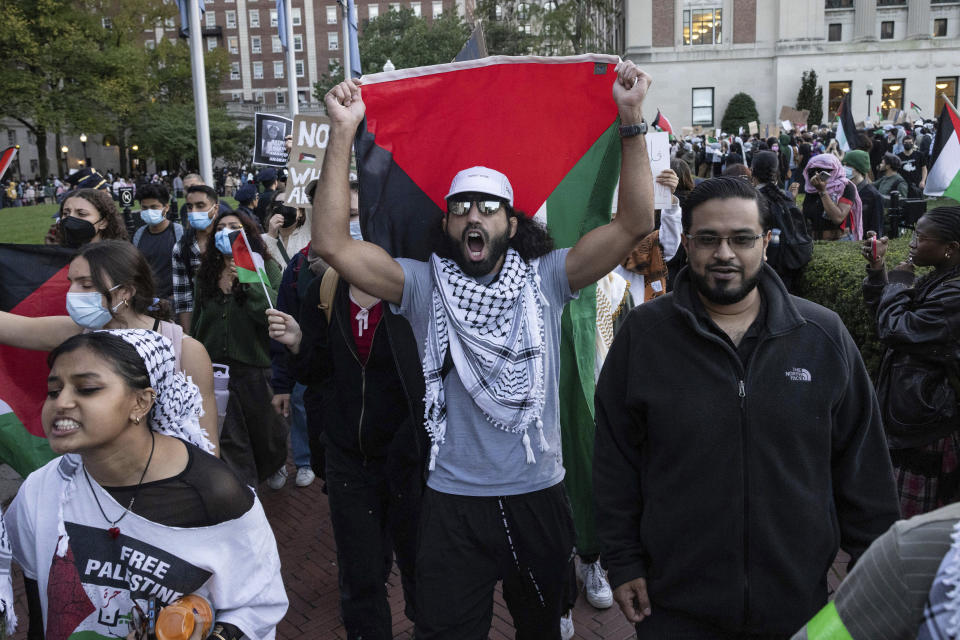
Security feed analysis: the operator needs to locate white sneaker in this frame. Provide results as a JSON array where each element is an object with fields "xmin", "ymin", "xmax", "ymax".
[
  {"xmin": 295, "ymin": 466, "xmax": 315, "ymax": 487},
  {"xmin": 560, "ymin": 612, "xmax": 575, "ymax": 640},
  {"xmin": 266, "ymin": 466, "xmax": 288, "ymax": 490},
  {"xmin": 577, "ymin": 559, "xmax": 614, "ymax": 609}
]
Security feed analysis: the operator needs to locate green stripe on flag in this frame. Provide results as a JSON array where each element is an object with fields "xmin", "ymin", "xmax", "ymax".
[
  {"xmin": 235, "ymin": 266, "xmax": 261, "ymax": 285},
  {"xmin": 0, "ymin": 405, "xmax": 55, "ymax": 478},
  {"xmin": 547, "ymin": 122, "xmax": 621, "ymax": 555},
  {"xmin": 805, "ymin": 601, "xmax": 854, "ymax": 640}
]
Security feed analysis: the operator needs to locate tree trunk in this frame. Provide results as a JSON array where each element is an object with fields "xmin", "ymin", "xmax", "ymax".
[
  {"xmin": 118, "ymin": 129, "xmax": 129, "ymax": 177},
  {"xmin": 55, "ymin": 131, "xmax": 65, "ymax": 177},
  {"xmin": 36, "ymin": 125, "xmax": 49, "ymax": 178}
]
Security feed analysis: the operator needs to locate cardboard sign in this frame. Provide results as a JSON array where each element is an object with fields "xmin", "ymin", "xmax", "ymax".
[
  {"xmin": 778, "ymin": 106, "xmax": 809, "ymax": 126},
  {"xmin": 692, "ymin": 125, "xmax": 704, "ymax": 135},
  {"xmin": 681, "ymin": 126, "xmax": 695, "ymax": 137},
  {"xmin": 781, "ymin": 119, "xmax": 793, "ymax": 132},
  {"xmin": 281, "ymin": 114, "xmax": 331, "ymax": 207},
  {"xmin": 645, "ymin": 131, "xmax": 671, "ymax": 209},
  {"xmin": 748, "ymin": 121, "xmax": 758, "ymax": 135},
  {"xmin": 253, "ymin": 113, "xmax": 293, "ymax": 167}
]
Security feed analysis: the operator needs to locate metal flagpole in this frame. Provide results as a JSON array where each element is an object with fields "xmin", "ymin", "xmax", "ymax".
[
  {"xmin": 187, "ymin": 0, "xmax": 214, "ymax": 186},
  {"xmin": 341, "ymin": 0, "xmax": 351, "ymax": 80},
  {"xmin": 285, "ymin": 0, "xmax": 298, "ymax": 118}
]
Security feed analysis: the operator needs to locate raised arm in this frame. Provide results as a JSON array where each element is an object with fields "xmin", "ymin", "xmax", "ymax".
[
  {"xmin": 313, "ymin": 79, "xmax": 405, "ymax": 305},
  {"xmin": 0, "ymin": 312, "xmax": 80, "ymax": 352},
  {"xmin": 566, "ymin": 61, "xmax": 655, "ymax": 292}
]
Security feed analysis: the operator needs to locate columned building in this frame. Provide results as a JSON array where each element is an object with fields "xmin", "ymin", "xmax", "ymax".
[{"xmin": 625, "ymin": 0, "xmax": 960, "ymax": 131}]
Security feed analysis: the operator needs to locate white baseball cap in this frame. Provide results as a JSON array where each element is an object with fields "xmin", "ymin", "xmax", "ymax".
[{"xmin": 445, "ymin": 166, "xmax": 514, "ymax": 207}]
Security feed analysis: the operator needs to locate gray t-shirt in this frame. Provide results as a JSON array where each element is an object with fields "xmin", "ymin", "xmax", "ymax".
[{"xmin": 394, "ymin": 248, "xmax": 577, "ymax": 497}]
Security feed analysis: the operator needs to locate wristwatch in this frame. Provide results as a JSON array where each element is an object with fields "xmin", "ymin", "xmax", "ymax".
[{"xmin": 618, "ymin": 122, "xmax": 648, "ymax": 138}]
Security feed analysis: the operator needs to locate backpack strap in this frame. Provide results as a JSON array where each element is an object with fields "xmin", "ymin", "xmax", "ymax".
[
  {"xmin": 318, "ymin": 267, "xmax": 340, "ymax": 324},
  {"xmin": 132, "ymin": 225, "xmax": 145, "ymax": 246}
]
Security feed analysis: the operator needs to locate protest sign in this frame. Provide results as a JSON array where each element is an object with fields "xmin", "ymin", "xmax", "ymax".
[
  {"xmin": 282, "ymin": 114, "xmax": 331, "ymax": 206},
  {"xmin": 779, "ymin": 106, "xmax": 809, "ymax": 127},
  {"xmin": 254, "ymin": 113, "xmax": 293, "ymax": 167},
  {"xmin": 748, "ymin": 121, "xmax": 758, "ymax": 135},
  {"xmin": 646, "ymin": 131, "xmax": 671, "ymax": 209}
]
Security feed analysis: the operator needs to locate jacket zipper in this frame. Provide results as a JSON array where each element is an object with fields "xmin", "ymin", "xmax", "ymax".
[
  {"xmin": 739, "ymin": 377, "xmax": 749, "ymax": 626},
  {"xmin": 336, "ymin": 292, "xmax": 381, "ymax": 463}
]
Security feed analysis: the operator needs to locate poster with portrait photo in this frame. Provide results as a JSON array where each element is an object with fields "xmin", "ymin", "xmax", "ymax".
[{"xmin": 254, "ymin": 113, "xmax": 293, "ymax": 167}]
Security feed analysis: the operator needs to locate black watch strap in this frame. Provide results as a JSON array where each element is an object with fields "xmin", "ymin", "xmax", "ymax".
[{"xmin": 618, "ymin": 122, "xmax": 648, "ymax": 138}]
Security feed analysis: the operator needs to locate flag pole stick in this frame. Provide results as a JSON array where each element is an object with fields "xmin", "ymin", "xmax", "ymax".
[{"xmin": 943, "ymin": 93, "xmax": 958, "ymax": 114}]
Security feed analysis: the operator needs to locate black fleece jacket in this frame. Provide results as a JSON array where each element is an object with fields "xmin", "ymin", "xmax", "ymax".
[
  {"xmin": 594, "ymin": 264, "xmax": 899, "ymax": 635},
  {"xmin": 289, "ymin": 272, "xmax": 427, "ymax": 473}
]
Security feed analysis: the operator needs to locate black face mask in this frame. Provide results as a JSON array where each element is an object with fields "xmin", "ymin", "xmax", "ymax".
[
  {"xmin": 60, "ymin": 216, "xmax": 98, "ymax": 248},
  {"xmin": 272, "ymin": 203, "xmax": 298, "ymax": 228}
]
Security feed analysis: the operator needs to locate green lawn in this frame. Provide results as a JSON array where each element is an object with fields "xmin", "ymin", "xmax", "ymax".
[{"xmin": 0, "ymin": 198, "xmax": 240, "ymax": 245}]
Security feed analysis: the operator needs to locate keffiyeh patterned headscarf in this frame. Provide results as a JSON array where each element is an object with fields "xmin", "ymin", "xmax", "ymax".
[
  {"xmin": 804, "ymin": 153, "xmax": 864, "ymax": 240},
  {"xmin": 422, "ymin": 249, "xmax": 547, "ymax": 470},
  {"xmin": 55, "ymin": 329, "xmax": 214, "ymax": 558}
]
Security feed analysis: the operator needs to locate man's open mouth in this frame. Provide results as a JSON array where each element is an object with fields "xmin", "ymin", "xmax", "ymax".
[{"xmin": 466, "ymin": 230, "xmax": 486, "ymax": 261}]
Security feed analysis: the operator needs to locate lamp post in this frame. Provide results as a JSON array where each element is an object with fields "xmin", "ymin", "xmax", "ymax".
[
  {"xmin": 60, "ymin": 145, "xmax": 69, "ymax": 175},
  {"xmin": 130, "ymin": 145, "xmax": 139, "ymax": 176},
  {"xmin": 866, "ymin": 84, "xmax": 873, "ymax": 119},
  {"xmin": 79, "ymin": 133, "xmax": 89, "ymax": 167}
]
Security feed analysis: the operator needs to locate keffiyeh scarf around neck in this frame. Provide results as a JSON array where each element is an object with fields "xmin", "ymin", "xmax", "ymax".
[{"xmin": 422, "ymin": 249, "xmax": 547, "ymax": 471}]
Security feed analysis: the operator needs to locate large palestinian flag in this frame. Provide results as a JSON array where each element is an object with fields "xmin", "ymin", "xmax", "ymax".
[
  {"xmin": 355, "ymin": 54, "xmax": 623, "ymax": 554},
  {"xmin": 924, "ymin": 100, "xmax": 960, "ymax": 202},
  {"xmin": 0, "ymin": 244, "xmax": 74, "ymax": 477},
  {"xmin": 835, "ymin": 92, "xmax": 860, "ymax": 153}
]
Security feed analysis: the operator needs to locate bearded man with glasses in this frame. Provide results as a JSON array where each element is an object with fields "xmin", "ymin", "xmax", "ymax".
[{"xmin": 594, "ymin": 176, "xmax": 900, "ymax": 639}]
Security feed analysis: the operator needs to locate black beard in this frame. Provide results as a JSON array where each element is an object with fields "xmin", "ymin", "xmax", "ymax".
[
  {"xmin": 689, "ymin": 262, "xmax": 762, "ymax": 305},
  {"xmin": 437, "ymin": 224, "xmax": 511, "ymax": 278}
]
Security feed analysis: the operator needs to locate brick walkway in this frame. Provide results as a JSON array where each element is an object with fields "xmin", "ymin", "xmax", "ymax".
[{"xmin": 7, "ymin": 468, "xmax": 848, "ymax": 639}]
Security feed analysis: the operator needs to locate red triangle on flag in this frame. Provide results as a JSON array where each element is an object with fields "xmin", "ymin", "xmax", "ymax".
[{"xmin": 361, "ymin": 56, "xmax": 620, "ymax": 215}]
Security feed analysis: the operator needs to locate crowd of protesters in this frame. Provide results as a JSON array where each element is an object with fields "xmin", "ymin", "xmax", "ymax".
[{"xmin": 0, "ymin": 61, "xmax": 957, "ymax": 640}]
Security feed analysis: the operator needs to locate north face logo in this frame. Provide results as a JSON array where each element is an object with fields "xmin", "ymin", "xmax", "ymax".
[{"xmin": 785, "ymin": 368, "xmax": 812, "ymax": 382}]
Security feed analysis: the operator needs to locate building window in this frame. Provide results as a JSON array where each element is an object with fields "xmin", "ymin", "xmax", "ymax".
[
  {"xmin": 828, "ymin": 23, "xmax": 842, "ymax": 41},
  {"xmin": 432, "ymin": 1, "xmax": 442, "ymax": 16},
  {"xmin": 933, "ymin": 18, "xmax": 947, "ymax": 37},
  {"xmin": 254, "ymin": 91, "xmax": 264, "ymax": 103},
  {"xmin": 207, "ymin": 37, "xmax": 217, "ymax": 51},
  {"xmin": 299, "ymin": 90, "xmax": 309, "ymax": 103},
  {"xmin": 292, "ymin": 7, "xmax": 302, "ymax": 26},
  {"xmin": 272, "ymin": 35, "xmax": 282, "ymax": 52},
  {"xmin": 7, "ymin": 131, "xmax": 15, "ymax": 145},
  {"xmin": 824, "ymin": 0, "xmax": 853, "ymax": 7},
  {"xmin": 369, "ymin": 4, "xmax": 379, "ymax": 19},
  {"xmin": 293, "ymin": 34, "xmax": 303, "ymax": 51},
  {"xmin": 412, "ymin": 2, "xmax": 421, "ymax": 17},
  {"xmin": 165, "ymin": 16, "xmax": 176, "ymax": 30},
  {"xmin": 390, "ymin": 3, "xmax": 401, "ymax": 12},
  {"xmin": 205, "ymin": 11, "xmax": 216, "ymax": 28},
  {"xmin": 102, "ymin": 17, "xmax": 113, "ymax": 29},
  {"xmin": 296, "ymin": 60, "xmax": 305, "ymax": 77},
  {"xmin": 692, "ymin": 87, "xmax": 714, "ymax": 125},
  {"xmin": 329, "ymin": 31, "xmax": 339, "ymax": 50},
  {"xmin": 683, "ymin": 8, "xmax": 722, "ymax": 45},
  {"xmin": 231, "ymin": 92, "xmax": 242, "ymax": 101},
  {"xmin": 274, "ymin": 61, "xmax": 285, "ymax": 78},
  {"xmin": 253, "ymin": 61, "xmax": 263, "ymax": 79},
  {"xmin": 228, "ymin": 36, "xmax": 239, "ymax": 53},
  {"xmin": 828, "ymin": 81, "xmax": 852, "ymax": 119},
  {"xmin": 935, "ymin": 77, "xmax": 958, "ymax": 117},
  {"xmin": 270, "ymin": 9, "xmax": 278, "ymax": 27},
  {"xmin": 230, "ymin": 62, "xmax": 241, "ymax": 80},
  {"xmin": 226, "ymin": 10, "xmax": 237, "ymax": 28},
  {"xmin": 251, "ymin": 35, "xmax": 262, "ymax": 53},
  {"xmin": 277, "ymin": 91, "xmax": 286, "ymax": 105},
  {"xmin": 882, "ymin": 78, "xmax": 905, "ymax": 112},
  {"xmin": 880, "ymin": 21, "xmax": 894, "ymax": 39},
  {"xmin": 249, "ymin": 10, "xmax": 260, "ymax": 27},
  {"xmin": 145, "ymin": 39, "xmax": 155, "ymax": 50}
]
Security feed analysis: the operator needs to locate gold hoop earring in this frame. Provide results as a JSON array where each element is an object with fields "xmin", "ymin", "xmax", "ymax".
[{"xmin": 133, "ymin": 416, "xmax": 140, "ymax": 424}]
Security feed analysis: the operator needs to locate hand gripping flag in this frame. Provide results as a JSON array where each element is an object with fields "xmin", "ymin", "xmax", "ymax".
[
  {"xmin": 0, "ymin": 244, "xmax": 74, "ymax": 476},
  {"xmin": 355, "ymin": 54, "xmax": 623, "ymax": 556},
  {"xmin": 229, "ymin": 229, "xmax": 275, "ymax": 308},
  {"xmin": 924, "ymin": 98, "xmax": 960, "ymax": 201}
]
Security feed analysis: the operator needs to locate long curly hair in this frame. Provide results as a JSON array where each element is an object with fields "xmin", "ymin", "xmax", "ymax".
[
  {"xmin": 195, "ymin": 210, "xmax": 274, "ymax": 305},
  {"xmin": 55, "ymin": 188, "xmax": 128, "ymax": 244},
  {"xmin": 505, "ymin": 206, "xmax": 554, "ymax": 261}
]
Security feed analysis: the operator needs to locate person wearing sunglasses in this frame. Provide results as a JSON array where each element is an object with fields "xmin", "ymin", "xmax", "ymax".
[
  {"xmin": 594, "ymin": 176, "xmax": 898, "ymax": 637},
  {"xmin": 261, "ymin": 191, "xmax": 311, "ymax": 266}
]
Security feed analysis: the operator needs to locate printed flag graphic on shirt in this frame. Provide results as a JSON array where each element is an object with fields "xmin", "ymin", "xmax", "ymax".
[
  {"xmin": 835, "ymin": 93, "xmax": 860, "ymax": 153},
  {"xmin": 924, "ymin": 99, "xmax": 960, "ymax": 202},
  {"xmin": 0, "ymin": 244, "xmax": 73, "ymax": 477},
  {"xmin": 229, "ymin": 229, "xmax": 270, "ymax": 285},
  {"xmin": 355, "ymin": 54, "xmax": 623, "ymax": 556}
]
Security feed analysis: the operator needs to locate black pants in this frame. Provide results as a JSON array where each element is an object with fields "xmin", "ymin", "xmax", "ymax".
[
  {"xmin": 326, "ymin": 445, "xmax": 421, "ymax": 640},
  {"xmin": 218, "ymin": 364, "xmax": 287, "ymax": 486},
  {"xmin": 414, "ymin": 483, "xmax": 576, "ymax": 640},
  {"xmin": 634, "ymin": 607, "xmax": 789, "ymax": 640}
]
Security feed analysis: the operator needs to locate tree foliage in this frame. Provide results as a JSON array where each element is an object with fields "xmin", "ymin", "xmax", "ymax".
[
  {"xmin": 477, "ymin": 0, "xmax": 622, "ymax": 57},
  {"xmin": 796, "ymin": 69, "xmax": 825, "ymax": 128},
  {"xmin": 720, "ymin": 92, "xmax": 760, "ymax": 134}
]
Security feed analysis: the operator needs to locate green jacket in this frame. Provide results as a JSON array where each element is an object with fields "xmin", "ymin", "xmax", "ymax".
[{"xmin": 873, "ymin": 172, "xmax": 908, "ymax": 202}]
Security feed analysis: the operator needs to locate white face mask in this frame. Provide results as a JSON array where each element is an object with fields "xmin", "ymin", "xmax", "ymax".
[{"xmin": 65, "ymin": 284, "xmax": 123, "ymax": 329}]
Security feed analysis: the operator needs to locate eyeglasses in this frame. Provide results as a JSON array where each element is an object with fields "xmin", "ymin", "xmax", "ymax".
[
  {"xmin": 447, "ymin": 199, "xmax": 503, "ymax": 217},
  {"xmin": 685, "ymin": 234, "xmax": 763, "ymax": 250}
]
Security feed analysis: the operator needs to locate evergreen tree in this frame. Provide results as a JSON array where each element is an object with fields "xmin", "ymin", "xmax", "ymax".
[
  {"xmin": 720, "ymin": 93, "xmax": 759, "ymax": 135},
  {"xmin": 796, "ymin": 70, "xmax": 824, "ymax": 128}
]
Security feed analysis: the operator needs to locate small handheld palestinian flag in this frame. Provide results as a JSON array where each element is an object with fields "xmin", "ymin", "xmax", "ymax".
[
  {"xmin": 924, "ymin": 97, "xmax": 960, "ymax": 201},
  {"xmin": 652, "ymin": 108, "xmax": 674, "ymax": 137},
  {"xmin": 910, "ymin": 101, "xmax": 922, "ymax": 114},
  {"xmin": 229, "ymin": 229, "xmax": 274, "ymax": 307}
]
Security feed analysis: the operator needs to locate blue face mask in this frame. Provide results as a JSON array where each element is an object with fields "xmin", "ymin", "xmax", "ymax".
[
  {"xmin": 844, "ymin": 166, "xmax": 854, "ymax": 179},
  {"xmin": 188, "ymin": 208, "xmax": 215, "ymax": 230},
  {"xmin": 215, "ymin": 228, "xmax": 235, "ymax": 255},
  {"xmin": 140, "ymin": 208, "xmax": 165, "ymax": 226},
  {"xmin": 65, "ymin": 284, "xmax": 122, "ymax": 330}
]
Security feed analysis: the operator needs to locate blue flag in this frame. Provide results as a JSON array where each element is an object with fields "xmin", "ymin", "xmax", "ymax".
[
  {"xmin": 347, "ymin": 0, "xmax": 361, "ymax": 77},
  {"xmin": 276, "ymin": 0, "xmax": 288, "ymax": 50},
  {"xmin": 177, "ymin": 0, "xmax": 206, "ymax": 38},
  {"xmin": 454, "ymin": 23, "xmax": 488, "ymax": 62}
]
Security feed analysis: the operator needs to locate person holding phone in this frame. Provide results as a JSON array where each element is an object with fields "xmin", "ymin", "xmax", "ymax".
[{"xmin": 802, "ymin": 153, "xmax": 863, "ymax": 241}]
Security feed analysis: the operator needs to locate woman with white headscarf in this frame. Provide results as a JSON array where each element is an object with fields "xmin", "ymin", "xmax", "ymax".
[{"xmin": 6, "ymin": 330, "xmax": 287, "ymax": 640}]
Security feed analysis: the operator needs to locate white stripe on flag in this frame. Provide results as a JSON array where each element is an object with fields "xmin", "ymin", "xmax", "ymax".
[{"xmin": 925, "ymin": 133, "xmax": 960, "ymax": 197}]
